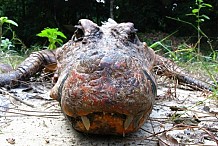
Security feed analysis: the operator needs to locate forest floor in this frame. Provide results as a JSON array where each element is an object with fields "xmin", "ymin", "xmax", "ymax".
[{"xmin": 0, "ymin": 77, "xmax": 217, "ymax": 146}]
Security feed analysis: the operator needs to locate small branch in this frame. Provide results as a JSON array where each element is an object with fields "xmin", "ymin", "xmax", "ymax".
[
  {"xmin": 0, "ymin": 109, "xmax": 61, "ymax": 118},
  {"xmin": 0, "ymin": 24, "xmax": 2, "ymax": 47},
  {"xmin": 0, "ymin": 105, "xmax": 61, "ymax": 113},
  {"xmin": 166, "ymin": 16, "xmax": 208, "ymax": 38}
]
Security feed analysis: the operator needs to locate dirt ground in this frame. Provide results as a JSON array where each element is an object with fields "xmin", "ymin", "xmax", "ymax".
[{"xmin": 0, "ymin": 83, "xmax": 217, "ymax": 146}]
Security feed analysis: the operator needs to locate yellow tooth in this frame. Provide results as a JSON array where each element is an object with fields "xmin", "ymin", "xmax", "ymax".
[
  {"xmin": 81, "ymin": 116, "xmax": 90, "ymax": 130},
  {"xmin": 124, "ymin": 115, "xmax": 133, "ymax": 130},
  {"xmin": 133, "ymin": 114, "xmax": 143, "ymax": 128}
]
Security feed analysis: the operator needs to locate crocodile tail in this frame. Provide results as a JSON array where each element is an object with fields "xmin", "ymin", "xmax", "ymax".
[
  {"xmin": 0, "ymin": 50, "xmax": 57, "ymax": 87},
  {"xmin": 154, "ymin": 54, "xmax": 214, "ymax": 91}
]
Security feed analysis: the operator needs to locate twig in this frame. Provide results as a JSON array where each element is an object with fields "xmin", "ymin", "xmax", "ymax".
[
  {"xmin": 0, "ymin": 109, "xmax": 61, "ymax": 118},
  {"xmin": 0, "ymin": 105, "xmax": 61, "ymax": 113},
  {"xmin": 0, "ymin": 88, "xmax": 35, "ymax": 107},
  {"xmin": 127, "ymin": 122, "xmax": 218, "ymax": 145},
  {"xmin": 0, "ymin": 115, "xmax": 61, "ymax": 119},
  {"xmin": 173, "ymin": 124, "xmax": 218, "ymax": 145}
]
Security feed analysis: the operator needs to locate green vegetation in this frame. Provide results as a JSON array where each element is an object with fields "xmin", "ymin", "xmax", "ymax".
[
  {"xmin": 186, "ymin": 0, "xmax": 212, "ymax": 54},
  {"xmin": 0, "ymin": 17, "xmax": 23, "ymax": 68},
  {"xmin": 167, "ymin": 0, "xmax": 214, "ymax": 60},
  {"xmin": 37, "ymin": 28, "xmax": 66, "ymax": 50},
  {"xmin": 146, "ymin": 31, "xmax": 218, "ymax": 94},
  {"xmin": 0, "ymin": 17, "xmax": 18, "ymax": 50},
  {"xmin": 143, "ymin": 0, "xmax": 218, "ymax": 94}
]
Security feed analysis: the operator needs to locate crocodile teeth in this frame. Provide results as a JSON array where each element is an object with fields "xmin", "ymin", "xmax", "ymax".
[
  {"xmin": 124, "ymin": 115, "xmax": 133, "ymax": 130},
  {"xmin": 81, "ymin": 116, "xmax": 90, "ymax": 130}
]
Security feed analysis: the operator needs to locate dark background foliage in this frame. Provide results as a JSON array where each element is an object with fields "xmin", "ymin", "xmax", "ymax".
[{"xmin": 0, "ymin": 0, "xmax": 218, "ymax": 49}]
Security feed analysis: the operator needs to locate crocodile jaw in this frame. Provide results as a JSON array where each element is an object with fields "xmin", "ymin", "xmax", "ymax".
[
  {"xmin": 66, "ymin": 111, "xmax": 152, "ymax": 135},
  {"xmin": 55, "ymin": 66, "xmax": 155, "ymax": 135}
]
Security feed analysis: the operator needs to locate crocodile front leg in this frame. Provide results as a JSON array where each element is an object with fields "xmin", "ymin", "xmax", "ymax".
[{"xmin": 0, "ymin": 50, "xmax": 57, "ymax": 87}]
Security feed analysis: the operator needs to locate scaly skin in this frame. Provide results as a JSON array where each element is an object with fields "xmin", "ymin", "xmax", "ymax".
[
  {"xmin": 0, "ymin": 50, "xmax": 56, "ymax": 87},
  {"xmin": 50, "ymin": 19, "xmax": 157, "ymax": 135},
  {"xmin": 0, "ymin": 19, "xmax": 213, "ymax": 135}
]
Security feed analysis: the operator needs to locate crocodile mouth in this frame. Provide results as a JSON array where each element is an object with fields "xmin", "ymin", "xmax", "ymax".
[{"xmin": 66, "ymin": 112, "xmax": 147, "ymax": 135}]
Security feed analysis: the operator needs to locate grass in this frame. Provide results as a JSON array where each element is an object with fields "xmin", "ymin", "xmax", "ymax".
[
  {"xmin": 0, "ymin": 46, "xmax": 44, "ymax": 72},
  {"xmin": 0, "ymin": 50, "xmax": 24, "ymax": 69},
  {"xmin": 139, "ymin": 31, "xmax": 218, "ymax": 96}
]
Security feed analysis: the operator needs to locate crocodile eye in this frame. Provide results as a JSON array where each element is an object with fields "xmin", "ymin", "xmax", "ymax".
[
  {"xmin": 72, "ymin": 27, "xmax": 84, "ymax": 42},
  {"xmin": 128, "ymin": 32, "xmax": 137, "ymax": 44},
  {"xmin": 127, "ymin": 27, "xmax": 138, "ymax": 44},
  {"xmin": 72, "ymin": 19, "xmax": 101, "ymax": 42},
  {"xmin": 129, "ymin": 33, "xmax": 135, "ymax": 42}
]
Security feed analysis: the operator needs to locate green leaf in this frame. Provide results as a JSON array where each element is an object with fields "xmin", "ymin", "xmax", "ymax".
[
  {"xmin": 37, "ymin": 27, "xmax": 67, "ymax": 50},
  {"xmin": 56, "ymin": 31, "xmax": 67, "ymax": 39},
  {"xmin": 197, "ymin": 0, "xmax": 203, "ymax": 4},
  {"xmin": 202, "ymin": 3, "xmax": 212, "ymax": 8},
  {"xmin": 201, "ymin": 14, "xmax": 210, "ymax": 20},
  {"xmin": 56, "ymin": 39, "xmax": 63, "ymax": 44},
  {"xmin": 197, "ymin": 19, "xmax": 205, "ymax": 22},
  {"xmin": 0, "ymin": 17, "xmax": 18, "ymax": 26},
  {"xmin": 192, "ymin": 9, "xmax": 199, "ymax": 14},
  {"xmin": 0, "ymin": 17, "xmax": 7, "ymax": 24},
  {"xmin": 36, "ymin": 32, "xmax": 47, "ymax": 37},
  {"xmin": 186, "ymin": 13, "xmax": 195, "ymax": 16},
  {"xmin": 5, "ymin": 20, "xmax": 18, "ymax": 26}
]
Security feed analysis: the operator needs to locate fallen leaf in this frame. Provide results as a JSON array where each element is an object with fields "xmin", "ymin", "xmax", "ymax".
[{"xmin": 6, "ymin": 138, "xmax": 15, "ymax": 144}]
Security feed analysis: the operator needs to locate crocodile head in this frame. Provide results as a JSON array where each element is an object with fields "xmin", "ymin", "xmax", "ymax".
[{"xmin": 50, "ymin": 19, "xmax": 157, "ymax": 135}]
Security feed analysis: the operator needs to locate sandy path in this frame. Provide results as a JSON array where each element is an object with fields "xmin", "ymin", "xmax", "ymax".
[{"xmin": 0, "ymin": 87, "xmax": 217, "ymax": 146}]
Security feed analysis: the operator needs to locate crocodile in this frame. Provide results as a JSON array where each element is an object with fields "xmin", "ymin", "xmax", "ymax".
[{"xmin": 0, "ymin": 19, "xmax": 213, "ymax": 135}]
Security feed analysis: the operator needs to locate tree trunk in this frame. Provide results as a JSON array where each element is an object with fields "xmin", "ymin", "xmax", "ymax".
[
  {"xmin": 110, "ymin": 0, "xmax": 114, "ymax": 19},
  {"xmin": 0, "ymin": 24, "xmax": 2, "ymax": 47}
]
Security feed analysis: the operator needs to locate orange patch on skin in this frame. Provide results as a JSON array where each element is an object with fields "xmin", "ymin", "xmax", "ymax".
[
  {"xmin": 44, "ymin": 63, "xmax": 57, "ymax": 72},
  {"xmin": 62, "ymin": 102, "xmax": 74, "ymax": 117},
  {"xmin": 65, "ymin": 70, "xmax": 86, "ymax": 88}
]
